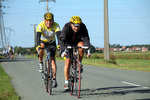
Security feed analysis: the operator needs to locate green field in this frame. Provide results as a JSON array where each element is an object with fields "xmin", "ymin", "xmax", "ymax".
[{"xmin": 56, "ymin": 51, "xmax": 150, "ymax": 72}]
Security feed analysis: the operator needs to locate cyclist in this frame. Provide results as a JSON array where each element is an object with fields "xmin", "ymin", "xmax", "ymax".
[
  {"xmin": 8, "ymin": 46, "xmax": 14, "ymax": 58},
  {"xmin": 59, "ymin": 16, "xmax": 91, "ymax": 90},
  {"xmin": 36, "ymin": 12, "xmax": 61, "ymax": 88}
]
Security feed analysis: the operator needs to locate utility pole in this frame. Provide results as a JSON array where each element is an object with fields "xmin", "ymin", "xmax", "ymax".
[
  {"xmin": 104, "ymin": 0, "xmax": 110, "ymax": 61},
  {"xmin": 39, "ymin": 0, "xmax": 56, "ymax": 12},
  {"xmin": 0, "ymin": 0, "xmax": 6, "ymax": 52},
  {"xmin": 31, "ymin": 24, "xmax": 37, "ymax": 46},
  {"xmin": 5, "ymin": 27, "xmax": 15, "ymax": 49}
]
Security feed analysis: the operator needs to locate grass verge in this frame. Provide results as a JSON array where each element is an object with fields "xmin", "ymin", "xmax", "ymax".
[
  {"xmin": 0, "ymin": 62, "xmax": 21, "ymax": 100},
  {"xmin": 56, "ymin": 57, "xmax": 150, "ymax": 72},
  {"xmin": 82, "ymin": 59, "xmax": 150, "ymax": 72},
  {"xmin": 26, "ymin": 51, "xmax": 150, "ymax": 72}
]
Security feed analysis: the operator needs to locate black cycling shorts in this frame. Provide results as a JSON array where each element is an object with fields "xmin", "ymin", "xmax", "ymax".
[
  {"xmin": 65, "ymin": 40, "xmax": 83, "ymax": 59},
  {"xmin": 65, "ymin": 42, "xmax": 82, "ymax": 59},
  {"xmin": 9, "ymin": 51, "xmax": 13, "ymax": 55},
  {"xmin": 41, "ymin": 41, "xmax": 56, "ymax": 57}
]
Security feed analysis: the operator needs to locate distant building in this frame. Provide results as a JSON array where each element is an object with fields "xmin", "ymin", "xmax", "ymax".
[
  {"xmin": 122, "ymin": 46, "xmax": 126, "ymax": 51},
  {"xmin": 132, "ymin": 47, "xmax": 141, "ymax": 51},
  {"xmin": 95, "ymin": 46, "xmax": 149, "ymax": 52},
  {"xmin": 141, "ymin": 47, "xmax": 148, "ymax": 52},
  {"xmin": 126, "ymin": 48, "xmax": 132, "ymax": 51}
]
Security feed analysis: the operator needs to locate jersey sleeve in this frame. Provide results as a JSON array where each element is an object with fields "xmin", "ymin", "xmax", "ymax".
[
  {"xmin": 81, "ymin": 23, "xmax": 90, "ymax": 47},
  {"xmin": 36, "ymin": 22, "xmax": 43, "ymax": 33},
  {"xmin": 55, "ymin": 23, "xmax": 61, "ymax": 33},
  {"xmin": 36, "ymin": 25, "xmax": 42, "ymax": 32},
  {"xmin": 59, "ymin": 23, "xmax": 68, "ymax": 51}
]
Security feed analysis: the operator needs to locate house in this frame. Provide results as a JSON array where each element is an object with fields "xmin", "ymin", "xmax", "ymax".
[
  {"xmin": 109, "ymin": 48, "xmax": 120, "ymax": 52},
  {"xmin": 126, "ymin": 48, "xmax": 133, "ymax": 51},
  {"xmin": 142, "ymin": 47, "xmax": 148, "ymax": 52},
  {"xmin": 132, "ymin": 47, "xmax": 141, "ymax": 51}
]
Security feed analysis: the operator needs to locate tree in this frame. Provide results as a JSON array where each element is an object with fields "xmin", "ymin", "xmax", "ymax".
[
  {"xmin": 90, "ymin": 44, "xmax": 95, "ymax": 53},
  {"xmin": 30, "ymin": 46, "xmax": 37, "ymax": 54},
  {"xmin": 14, "ymin": 46, "xmax": 26, "ymax": 55}
]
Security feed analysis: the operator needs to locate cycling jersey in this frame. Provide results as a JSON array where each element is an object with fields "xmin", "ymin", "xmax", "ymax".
[
  {"xmin": 59, "ymin": 22, "xmax": 90, "ymax": 50},
  {"xmin": 36, "ymin": 21, "xmax": 61, "ymax": 44},
  {"xmin": 9, "ymin": 48, "xmax": 14, "ymax": 55}
]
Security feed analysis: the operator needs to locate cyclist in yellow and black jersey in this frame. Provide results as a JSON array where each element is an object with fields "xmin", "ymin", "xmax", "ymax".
[{"xmin": 36, "ymin": 12, "xmax": 61, "ymax": 88}]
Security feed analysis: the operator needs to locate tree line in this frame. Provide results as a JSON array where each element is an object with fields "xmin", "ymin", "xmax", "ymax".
[
  {"xmin": 13, "ymin": 44, "xmax": 150, "ymax": 55},
  {"xmin": 109, "ymin": 44, "xmax": 150, "ymax": 49}
]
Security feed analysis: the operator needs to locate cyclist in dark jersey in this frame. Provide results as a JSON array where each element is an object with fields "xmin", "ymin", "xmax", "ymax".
[
  {"xmin": 9, "ymin": 46, "xmax": 14, "ymax": 58},
  {"xmin": 59, "ymin": 16, "xmax": 91, "ymax": 90}
]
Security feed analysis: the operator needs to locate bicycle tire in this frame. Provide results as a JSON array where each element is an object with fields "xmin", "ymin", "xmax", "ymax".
[
  {"xmin": 69, "ymin": 64, "xmax": 74, "ymax": 95},
  {"xmin": 75, "ymin": 59, "xmax": 81, "ymax": 98},
  {"xmin": 45, "ymin": 79, "xmax": 48, "ymax": 92},
  {"xmin": 44, "ymin": 60, "xmax": 48, "ymax": 92},
  {"xmin": 48, "ymin": 59, "xmax": 53, "ymax": 95}
]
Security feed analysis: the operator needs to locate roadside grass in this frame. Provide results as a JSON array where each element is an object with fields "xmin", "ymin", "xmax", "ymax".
[
  {"xmin": 0, "ymin": 62, "xmax": 21, "ymax": 100},
  {"xmin": 55, "ymin": 51, "xmax": 150, "ymax": 72},
  {"xmin": 26, "ymin": 51, "xmax": 150, "ymax": 72},
  {"xmin": 81, "ymin": 59, "xmax": 150, "ymax": 72}
]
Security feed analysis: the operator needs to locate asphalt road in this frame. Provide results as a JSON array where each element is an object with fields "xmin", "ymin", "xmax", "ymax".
[{"xmin": 1, "ymin": 57, "xmax": 150, "ymax": 100}]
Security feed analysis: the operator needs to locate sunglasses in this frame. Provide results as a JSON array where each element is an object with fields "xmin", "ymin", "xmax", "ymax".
[{"xmin": 45, "ymin": 20, "xmax": 53, "ymax": 22}]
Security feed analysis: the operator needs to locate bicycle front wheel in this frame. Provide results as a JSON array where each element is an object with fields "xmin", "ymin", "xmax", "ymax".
[
  {"xmin": 69, "ymin": 64, "xmax": 74, "ymax": 95},
  {"xmin": 44, "ymin": 60, "xmax": 48, "ymax": 92},
  {"xmin": 48, "ymin": 78, "xmax": 53, "ymax": 95},
  {"xmin": 75, "ymin": 59, "xmax": 81, "ymax": 98},
  {"xmin": 48, "ymin": 59, "xmax": 53, "ymax": 95}
]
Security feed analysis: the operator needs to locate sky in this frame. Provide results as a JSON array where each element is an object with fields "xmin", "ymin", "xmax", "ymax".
[{"xmin": 1, "ymin": 0, "xmax": 150, "ymax": 48}]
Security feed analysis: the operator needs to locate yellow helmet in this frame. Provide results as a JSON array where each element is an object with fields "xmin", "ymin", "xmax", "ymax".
[
  {"xmin": 44, "ymin": 13, "xmax": 54, "ymax": 20},
  {"xmin": 70, "ymin": 16, "xmax": 82, "ymax": 26}
]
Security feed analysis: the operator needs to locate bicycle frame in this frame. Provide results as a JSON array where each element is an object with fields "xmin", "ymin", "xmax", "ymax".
[
  {"xmin": 44, "ymin": 50, "xmax": 53, "ymax": 95},
  {"xmin": 45, "ymin": 51, "xmax": 53, "ymax": 80},
  {"xmin": 39, "ymin": 46, "xmax": 56, "ymax": 95}
]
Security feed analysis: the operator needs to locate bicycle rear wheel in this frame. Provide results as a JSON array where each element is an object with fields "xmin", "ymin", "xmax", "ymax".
[
  {"xmin": 74, "ymin": 59, "xmax": 81, "ymax": 98},
  {"xmin": 48, "ymin": 59, "xmax": 53, "ymax": 95}
]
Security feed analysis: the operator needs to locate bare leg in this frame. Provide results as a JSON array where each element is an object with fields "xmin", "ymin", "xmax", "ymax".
[
  {"xmin": 51, "ymin": 57, "xmax": 57, "ymax": 79},
  {"xmin": 39, "ymin": 43, "xmax": 45, "ymax": 62},
  {"xmin": 77, "ymin": 42, "xmax": 84, "ymax": 62},
  {"xmin": 64, "ymin": 58, "xmax": 71, "ymax": 80}
]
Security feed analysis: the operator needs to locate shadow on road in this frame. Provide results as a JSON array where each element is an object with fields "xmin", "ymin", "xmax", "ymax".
[
  {"xmin": 47, "ymin": 86, "xmax": 150, "ymax": 99},
  {"xmin": 0, "ymin": 57, "xmax": 35, "ymax": 62},
  {"xmin": 80, "ymin": 86, "xmax": 150, "ymax": 98},
  {"xmin": 135, "ymin": 98, "xmax": 150, "ymax": 100}
]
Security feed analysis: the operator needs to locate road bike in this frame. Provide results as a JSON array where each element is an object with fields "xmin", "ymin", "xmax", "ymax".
[
  {"xmin": 9, "ymin": 53, "xmax": 14, "ymax": 60},
  {"xmin": 64, "ymin": 46, "xmax": 88, "ymax": 98},
  {"xmin": 38, "ymin": 46, "xmax": 56, "ymax": 95}
]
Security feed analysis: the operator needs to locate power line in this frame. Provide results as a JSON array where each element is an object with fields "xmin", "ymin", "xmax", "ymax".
[
  {"xmin": 39, "ymin": 0, "xmax": 56, "ymax": 12},
  {"xmin": 0, "ymin": 0, "xmax": 6, "ymax": 51}
]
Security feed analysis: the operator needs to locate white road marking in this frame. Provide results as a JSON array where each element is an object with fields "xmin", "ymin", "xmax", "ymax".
[{"xmin": 122, "ymin": 81, "xmax": 149, "ymax": 89}]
